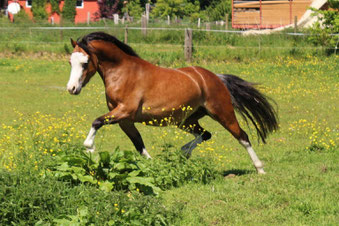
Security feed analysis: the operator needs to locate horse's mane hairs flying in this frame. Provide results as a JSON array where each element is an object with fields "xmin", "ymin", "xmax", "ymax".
[{"xmin": 76, "ymin": 32, "xmax": 139, "ymax": 57}]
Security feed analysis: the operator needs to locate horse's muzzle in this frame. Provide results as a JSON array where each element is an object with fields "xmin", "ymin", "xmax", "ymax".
[{"xmin": 67, "ymin": 85, "xmax": 81, "ymax": 95}]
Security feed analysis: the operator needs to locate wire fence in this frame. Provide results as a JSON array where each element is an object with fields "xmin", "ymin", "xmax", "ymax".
[
  {"xmin": 1, "ymin": 23, "xmax": 338, "ymax": 59},
  {"xmin": 0, "ymin": 26, "xmax": 332, "ymax": 36}
]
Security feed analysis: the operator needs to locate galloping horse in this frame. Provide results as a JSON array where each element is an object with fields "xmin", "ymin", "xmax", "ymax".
[{"xmin": 66, "ymin": 32, "xmax": 278, "ymax": 174}]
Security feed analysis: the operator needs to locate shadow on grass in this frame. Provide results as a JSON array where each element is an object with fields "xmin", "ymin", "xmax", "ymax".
[{"xmin": 223, "ymin": 169, "xmax": 252, "ymax": 177}]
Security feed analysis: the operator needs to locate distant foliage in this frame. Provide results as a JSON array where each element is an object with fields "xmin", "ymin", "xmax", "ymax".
[
  {"xmin": 203, "ymin": 0, "xmax": 231, "ymax": 21},
  {"xmin": 97, "ymin": 0, "xmax": 120, "ymax": 19},
  {"xmin": 121, "ymin": 0, "xmax": 143, "ymax": 19},
  {"xmin": 62, "ymin": 0, "xmax": 77, "ymax": 21},
  {"xmin": 308, "ymin": 5, "xmax": 339, "ymax": 53},
  {"xmin": 329, "ymin": 0, "xmax": 339, "ymax": 9},
  {"xmin": 50, "ymin": 0, "xmax": 61, "ymax": 14},
  {"xmin": 32, "ymin": 0, "xmax": 48, "ymax": 20},
  {"xmin": 13, "ymin": 9, "xmax": 31, "ymax": 23},
  {"xmin": 151, "ymin": 0, "xmax": 200, "ymax": 19}
]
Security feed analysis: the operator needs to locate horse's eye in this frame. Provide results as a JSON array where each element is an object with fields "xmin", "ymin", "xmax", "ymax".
[{"xmin": 83, "ymin": 63, "xmax": 88, "ymax": 69}]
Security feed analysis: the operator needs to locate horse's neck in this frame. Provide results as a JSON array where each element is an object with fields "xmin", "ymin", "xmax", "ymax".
[
  {"xmin": 94, "ymin": 45, "xmax": 129, "ymax": 83},
  {"xmin": 98, "ymin": 57, "xmax": 136, "ymax": 85}
]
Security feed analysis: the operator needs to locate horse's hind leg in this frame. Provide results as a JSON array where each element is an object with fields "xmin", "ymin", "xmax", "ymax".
[
  {"xmin": 206, "ymin": 101, "xmax": 266, "ymax": 174},
  {"xmin": 179, "ymin": 108, "xmax": 211, "ymax": 157}
]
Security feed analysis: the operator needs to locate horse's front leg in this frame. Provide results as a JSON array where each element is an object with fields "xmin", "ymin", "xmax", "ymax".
[{"xmin": 83, "ymin": 106, "xmax": 129, "ymax": 152}]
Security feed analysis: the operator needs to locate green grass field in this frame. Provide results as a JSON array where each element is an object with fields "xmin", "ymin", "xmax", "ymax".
[{"xmin": 0, "ymin": 50, "xmax": 338, "ymax": 224}]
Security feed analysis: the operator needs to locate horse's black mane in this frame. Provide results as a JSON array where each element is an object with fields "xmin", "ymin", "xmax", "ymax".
[{"xmin": 77, "ymin": 32, "xmax": 139, "ymax": 57}]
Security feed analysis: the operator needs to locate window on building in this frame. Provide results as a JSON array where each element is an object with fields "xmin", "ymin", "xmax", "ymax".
[
  {"xmin": 26, "ymin": 0, "xmax": 32, "ymax": 8},
  {"xmin": 76, "ymin": 0, "xmax": 84, "ymax": 8}
]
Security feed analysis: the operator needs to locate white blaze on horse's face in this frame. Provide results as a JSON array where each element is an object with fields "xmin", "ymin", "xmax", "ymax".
[{"xmin": 67, "ymin": 52, "xmax": 89, "ymax": 95}]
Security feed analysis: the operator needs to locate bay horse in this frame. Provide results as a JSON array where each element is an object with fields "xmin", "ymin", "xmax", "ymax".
[{"xmin": 66, "ymin": 32, "xmax": 278, "ymax": 174}]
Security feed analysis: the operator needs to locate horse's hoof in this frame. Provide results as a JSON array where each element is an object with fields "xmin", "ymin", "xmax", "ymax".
[
  {"xmin": 85, "ymin": 146, "xmax": 95, "ymax": 153},
  {"xmin": 181, "ymin": 149, "xmax": 192, "ymax": 159},
  {"xmin": 257, "ymin": 168, "xmax": 266, "ymax": 174},
  {"xmin": 84, "ymin": 140, "xmax": 93, "ymax": 148}
]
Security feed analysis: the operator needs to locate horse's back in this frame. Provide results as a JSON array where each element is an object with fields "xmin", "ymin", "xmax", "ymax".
[{"xmin": 178, "ymin": 66, "xmax": 231, "ymax": 98}]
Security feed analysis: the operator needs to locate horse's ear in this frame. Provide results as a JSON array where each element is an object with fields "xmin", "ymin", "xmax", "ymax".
[{"xmin": 70, "ymin": 39, "xmax": 77, "ymax": 48}]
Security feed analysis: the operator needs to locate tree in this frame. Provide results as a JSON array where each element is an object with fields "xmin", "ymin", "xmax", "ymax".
[
  {"xmin": 62, "ymin": 0, "xmax": 76, "ymax": 21},
  {"xmin": 121, "ymin": 0, "xmax": 143, "ymax": 19},
  {"xmin": 32, "ymin": 0, "xmax": 48, "ymax": 20},
  {"xmin": 151, "ymin": 0, "xmax": 200, "ymax": 19},
  {"xmin": 203, "ymin": 0, "xmax": 231, "ymax": 21},
  {"xmin": 308, "ymin": 2, "xmax": 339, "ymax": 53},
  {"xmin": 97, "ymin": 0, "xmax": 121, "ymax": 19}
]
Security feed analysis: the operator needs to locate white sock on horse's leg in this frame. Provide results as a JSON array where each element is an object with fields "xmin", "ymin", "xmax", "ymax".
[
  {"xmin": 239, "ymin": 140, "xmax": 266, "ymax": 174},
  {"xmin": 83, "ymin": 127, "xmax": 96, "ymax": 152},
  {"xmin": 141, "ymin": 148, "xmax": 152, "ymax": 159}
]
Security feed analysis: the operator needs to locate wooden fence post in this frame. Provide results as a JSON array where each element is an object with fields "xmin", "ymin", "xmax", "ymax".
[
  {"xmin": 167, "ymin": 15, "xmax": 170, "ymax": 25},
  {"xmin": 184, "ymin": 28, "xmax": 193, "ymax": 62},
  {"xmin": 60, "ymin": 16, "xmax": 63, "ymax": 41},
  {"xmin": 124, "ymin": 26, "xmax": 128, "ymax": 44},
  {"xmin": 206, "ymin": 23, "xmax": 210, "ymax": 31},
  {"xmin": 225, "ymin": 14, "xmax": 229, "ymax": 30},
  {"xmin": 87, "ymin": 12, "xmax": 90, "ymax": 25},
  {"xmin": 145, "ymin": 3, "xmax": 150, "ymax": 23},
  {"xmin": 294, "ymin": 16, "xmax": 298, "ymax": 33},
  {"xmin": 113, "ymin": 14, "xmax": 119, "ymax": 25},
  {"xmin": 141, "ymin": 15, "xmax": 147, "ymax": 37},
  {"xmin": 198, "ymin": 18, "xmax": 200, "ymax": 28}
]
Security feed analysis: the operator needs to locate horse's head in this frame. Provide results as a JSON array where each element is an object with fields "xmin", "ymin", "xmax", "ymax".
[{"xmin": 67, "ymin": 39, "xmax": 98, "ymax": 95}]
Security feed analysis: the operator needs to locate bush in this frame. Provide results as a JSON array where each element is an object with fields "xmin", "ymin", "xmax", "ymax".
[
  {"xmin": 50, "ymin": 0, "xmax": 61, "ymax": 14},
  {"xmin": 0, "ymin": 169, "xmax": 182, "ymax": 225},
  {"xmin": 47, "ymin": 146, "xmax": 218, "ymax": 195},
  {"xmin": 62, "ymin": 0, "xmax": 76, "ymax": 21},
  {"xmin": 202, "ymin": 0, "xmax": 231, "ymax": 21},
  {"xmin": 308, "ymin": 6, "xmax": 339, "ymax": 54},
  {"xmin": 151, "ymin": 0, "xmax": 200, "ymax": 19},
  {"xmin": 32, "ymin": 0, "xmax": 48, "ymax": 20},
  {"xmin": 121, "ymin": 0, "xmax": 143, "ymax": 20},
  {"xmin": 13, "ymin": 10, "xmax": 31, "ymax": 23}
]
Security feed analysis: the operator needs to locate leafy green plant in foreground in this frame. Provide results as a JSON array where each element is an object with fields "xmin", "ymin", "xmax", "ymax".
[
  {"xmin": 47, "ymin": 146, "xmax": 218, "ymax": 195},
  {"xmin": 0, "ymin": 169, "xmax": 182, "ymax": 225}
]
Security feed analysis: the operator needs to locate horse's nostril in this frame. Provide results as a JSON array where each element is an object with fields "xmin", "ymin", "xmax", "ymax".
[{"xmin": 72, "ymin": 86, "xmax": 76, "ymax": 92}]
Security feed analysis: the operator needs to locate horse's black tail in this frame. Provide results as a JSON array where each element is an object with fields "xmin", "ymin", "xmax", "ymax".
[{"xmin": 217, "ymin": 74, "xmax": 278, "ymax": 143}]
